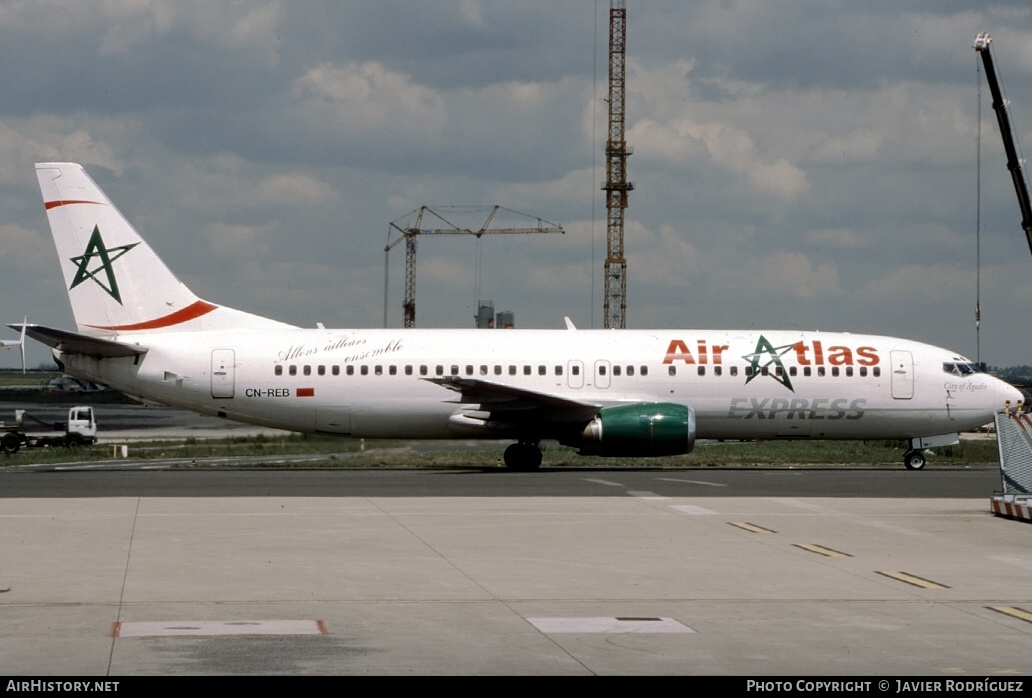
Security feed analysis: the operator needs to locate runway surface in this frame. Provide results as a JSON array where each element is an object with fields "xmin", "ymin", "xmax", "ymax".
[
  {"xmin": 2, "ymin": 404, "xmax": 1029, "ymax": 675},
  {"xmin": 2, "ymin": 466, "xmax": 1031, "ymax": 676},
  {"xmin": 0, "ymin": 465, "xmax": 1009, "ymax": 498}
]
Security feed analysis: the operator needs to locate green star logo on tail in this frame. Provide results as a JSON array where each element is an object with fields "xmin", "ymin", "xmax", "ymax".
[
  {"xmin": 742, "ymin": 335, "xmax": 797, "ymax": 392},
  {"xmin": 69, "ymin": 225, "xmax": 139, "ymax": 305}
]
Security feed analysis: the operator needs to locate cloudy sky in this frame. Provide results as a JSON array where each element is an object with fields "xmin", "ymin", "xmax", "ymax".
[{"xmin": 2, "ymin": 1, "xmax": 1031, "ymax": 369}]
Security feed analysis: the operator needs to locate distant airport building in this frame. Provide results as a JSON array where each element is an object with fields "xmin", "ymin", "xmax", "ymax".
[
  {"xmin": 496, "ymin": 309, "xmax": 515, "ymax": 329},
  {"xmin": 475, "ymin": 301, "xmax": 514, "ymax": 329},
  {"xmin": 476, "ymin": 301, "xmax": 494, "ymax": 329}
]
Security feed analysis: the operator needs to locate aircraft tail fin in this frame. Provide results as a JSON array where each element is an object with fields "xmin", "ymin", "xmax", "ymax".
[{"xmin": 34, "ymin": 163, "xmax": 293, "ymax": 336}]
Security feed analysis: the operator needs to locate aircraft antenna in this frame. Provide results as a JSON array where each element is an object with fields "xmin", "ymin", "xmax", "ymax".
[
  {"xmin": 602, "ymin": 0, "xmax": 633, "ymax": 329},
  {"xmin": 385, "ymin": 206, "xmax": 563, "ymax": 328}
]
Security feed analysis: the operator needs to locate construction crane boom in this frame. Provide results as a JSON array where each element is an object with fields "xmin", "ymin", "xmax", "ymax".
[
  {"xmin": 974, "ymin": 32, "xmax": 1032, "ymax": 257},
  {"xmin": 385, "ymin": 205, "xmax": 564, "ymax": 328}
]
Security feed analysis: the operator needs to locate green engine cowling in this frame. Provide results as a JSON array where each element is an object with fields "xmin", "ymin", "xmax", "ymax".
[{"xmin": 579, "ymin": 403, "xmax": 696, "ymax": 457}]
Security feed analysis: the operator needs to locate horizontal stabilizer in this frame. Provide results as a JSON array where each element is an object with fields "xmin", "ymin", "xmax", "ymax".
[{"xmin": 11, "ymin": 324, "xmax": 147, "ymax": 358}]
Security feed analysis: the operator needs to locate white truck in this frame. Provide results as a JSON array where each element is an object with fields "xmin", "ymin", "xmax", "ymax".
[{"xmin": 0, "ymin": 406, "xmax": 97, "ymax": 454}]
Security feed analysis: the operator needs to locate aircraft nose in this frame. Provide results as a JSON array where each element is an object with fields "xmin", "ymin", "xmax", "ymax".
[{"xmin": 998, "ymin": 378, "xmax": 1025, "ymax": 412}]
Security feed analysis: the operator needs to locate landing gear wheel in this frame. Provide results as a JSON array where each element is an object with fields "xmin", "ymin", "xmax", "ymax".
[
  {"xmin": 2, "ymin": 433, "xmax": 20, "ymax": 455},
  {"xmin": 903, "ymin": 450, "xmax": 926, "ymax": 471},
  {"xmin": 504, "ymin": 442, "xmax": 542, "ymax": 471}
]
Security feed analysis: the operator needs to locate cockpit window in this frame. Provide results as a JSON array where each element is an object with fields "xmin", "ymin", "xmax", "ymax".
[{"xmin": 942, "ymin": 362, "xmax": 980, "ymax": 376}]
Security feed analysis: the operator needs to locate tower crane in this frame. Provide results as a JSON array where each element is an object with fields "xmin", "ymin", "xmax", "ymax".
[{"xmin": 384, "ymin": 205, "xmax": 564, "ymax": 328}]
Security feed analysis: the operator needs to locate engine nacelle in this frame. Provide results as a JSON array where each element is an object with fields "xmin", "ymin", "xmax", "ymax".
[{"xmin": 579, "ymin": 403, "xmax": 696, "ymax": 457}]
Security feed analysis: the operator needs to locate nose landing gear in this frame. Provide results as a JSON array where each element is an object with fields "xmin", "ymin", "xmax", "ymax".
[{"xmin": 903, "ymin": 450, "xmax": 926, "ymax": 470}]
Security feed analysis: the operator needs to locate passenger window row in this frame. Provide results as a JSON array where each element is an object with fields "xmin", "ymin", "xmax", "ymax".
[
  {"xmin": 273, "ymin": 363, "xmax": 880, "ymax": 379},
  {"xmin": 275, "ymin": 364, "xmax": 570, "ymax": 377},
  {"xmin": 605, "ymin": 365, "xmax": 649, "ymax": 377},
  {"xmin": 667, "ymin": 365, "xmax": 881, "ymax": 378}
]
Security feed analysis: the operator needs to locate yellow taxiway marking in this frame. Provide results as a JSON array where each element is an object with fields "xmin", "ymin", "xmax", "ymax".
[
  {"xmin": 794, "ymin": 543, "xmax": 851, "ymax": 558},
  {"xmin": 728, "ymin": 521, "xmax": 775, "ymax": 534},
  {"xmin": 989, "ymin": 606, "xmax": 1032, "ymax": 623},
  {"xmin": 876, "ymin": 571, "xmax": 949, "ymax": 589}
]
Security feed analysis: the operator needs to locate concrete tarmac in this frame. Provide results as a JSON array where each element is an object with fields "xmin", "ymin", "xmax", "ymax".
[{"xmin": 3, "ymin": 488, "xmax": 1032, "ymax": 675}]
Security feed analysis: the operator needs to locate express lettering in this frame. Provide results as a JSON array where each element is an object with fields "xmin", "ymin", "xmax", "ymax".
[{"xmin": 727, "ymin": 397, "xmax": 866, "ymax": 420}]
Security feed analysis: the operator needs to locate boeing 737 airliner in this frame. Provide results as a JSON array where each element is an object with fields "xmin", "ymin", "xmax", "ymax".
[{"xmin": 16, "ymin": 163, "xmax": 1023, "ymax": 469}]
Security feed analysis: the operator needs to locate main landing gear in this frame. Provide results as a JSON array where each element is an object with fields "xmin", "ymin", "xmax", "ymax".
[
  {"xmin": 504, "ymin": 441, "xmax": 542, "ymax": 471},
  {"xmin": 903, "ymin": 450, "xmax": 926, "ymax": 471}
]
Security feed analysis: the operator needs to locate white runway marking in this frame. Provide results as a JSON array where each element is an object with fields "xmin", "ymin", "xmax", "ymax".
[
  {"xmin": 583, "ymin": 478, "xmax": 624, "ymax": 487},
  {"xmin": 527, "ymin": 617, "xmax": 695, "ymax": 634},
  {"xmin": 657, "ymin": 478, "xmax": 727, "ymax": 487},
  {"xmin": 112, "ymin": 620, "xmax": 327, "ymax": 637}
]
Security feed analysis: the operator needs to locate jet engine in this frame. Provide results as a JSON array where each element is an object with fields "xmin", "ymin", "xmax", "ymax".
[{"xmin": 578, "ymin": 403, "xmax": 696, "ymax": 457}]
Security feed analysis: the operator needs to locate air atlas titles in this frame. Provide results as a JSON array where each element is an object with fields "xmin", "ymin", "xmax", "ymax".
[{"xmin": 663, "ymin": 338, "xmax": 881, "ymax": 367}]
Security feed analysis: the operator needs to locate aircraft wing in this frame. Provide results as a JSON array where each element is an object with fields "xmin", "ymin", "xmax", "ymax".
[
  {"xmin": 426, "ymin": 375, "xmax": 600, "ymax": 428},
  {"xmin": 11, "ymin": 324, "xmax": 147, "ymax": 359}
]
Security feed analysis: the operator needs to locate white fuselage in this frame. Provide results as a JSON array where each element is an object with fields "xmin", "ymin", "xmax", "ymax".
[{"xmin": 54, "ymin": 327, "xmax": 1020, "ymax": 443}]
